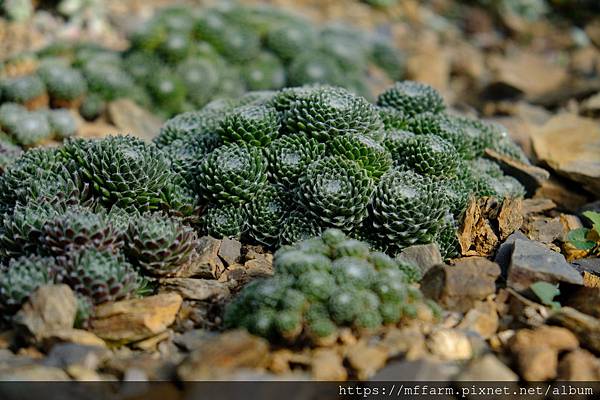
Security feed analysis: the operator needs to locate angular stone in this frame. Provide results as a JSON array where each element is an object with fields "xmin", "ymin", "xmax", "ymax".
[
  {"xmin": 176, "ymin": 236, "xmax": 224, "ymax": 279},
  {"xmin": 549, "ymin": 307, "xmax": 600, "ymax": 354},
  {"xmin": 218, "ymin": 238, "xmax": 242, "ymax": 267},
  {"xmin": 507, "ymin": 239, "xmax": 583, "ymax": 291},
  {"xmin": 311, "ymin": 348, "xmax": 347, "ymax": 381},
  {"xmin": 91, "ymin": 293, "xmax": 182, "ymax": 343},
  {"xmin": 532, "ymin": 113, "xmax": 600, "ymax": 197},
  {"xmin": 173, "ymin": 330, "xmax": 215, "ymax": 352},
  {"xmin": 427, "ymin": 329, "xmax": 472, "ymax": 361},
  {"xmin": 494, "ymin": 231, "xmax": 529, "ymax": 274},
  {"xmin": 455, "ymin": 354, "xmax": 518, "ymax": 381},
  {"xmin": 378, "ymin": 326, "xmax": 426, "ymax": 359},
  {"xmin": 43, "ymin": 343, "xmax": 108, "ymax": 370},
  {"xmin": 421, "ymin": 258, "xmax": 500, "ymax": 312},
  {"xmin": 177, "ymin": 330, "xmax": 269, "ymax": 380},
  {"xmin": 396, "ymin": 243, "xmax": 442, "ymax": 275},
  {"xmin": 557, "ymin": 349, "xmax": 600, "ymax": 381},
  {"xmin": 522, "ymin": 198, "xmax": 557, "ymax": 215},
  {"xmin": 13, "ymin": 284, "xmax": 77, "ymax": 343},
  {"xmin": 244, "ymin": 253, "xmax": 274, "ymax": 278},
  {"xmin": 346, "ymin": 343, "xmax": 388, "ymax": 380},
  {"xmin": 159, "ymin": 278, "xmax": 230, "ymax": 301}
]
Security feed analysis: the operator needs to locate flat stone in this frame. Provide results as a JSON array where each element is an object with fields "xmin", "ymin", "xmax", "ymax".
[
  {"xmin": 565, "ymin": 286, "xmax": 600, "ymax": 318},
  {"xmin": 159, "ymin": 278, "xmax": 230, "ymax": 301},
  {"xmin": 311, "ymin": 348, "xmax": 347, "ymax": 381},
  {"xmin": 176, "ymin": 236, "xmax": 224, "ymax": 279},
  {"xmin": 177, "ymin": 330, "xmax": 269, "ymax": 380},
  {"xmin": 507, "ymin": 239, "xmax": 583, "ymax": 291},
  {"xmin": 91, "ymin": 293, "xmax": 182, "ymax": 343},
  {"xmin": 549, "ymin": 307, "xmax": 600, "ymax": 354},
  {"xmin": 572, "ymin": 258, "xmax": 600, "ymax": 275},
  {"xmin": 485, "ymin": 149, "xmax": 550, "ymax": 195},
  {"xmin": 557, "ymin": 349, "xmax": 600, "ymax": 380},
  {"xmin": 396, "ymin": 243, "xmax": 442, "ymax": 276},
  {"xmin": 40, "ymin": 329, "xmax": 106, "ymax": 351},
  {"xmin": 43, "ymin": 343, "xmax": 108, "ymax": 370},
  {"xmin": 13, "ymin": 284, "xmax": 77, "ymax": 343},
  {"xmin": 218, "ymin": 238, "xmax": 242, "ymax": 267},
  {"xmin": 455, "ymin": 354, "xmax": 518, "ymax": 381},
  {"xmin": 346, "ymin": 343, "xmax": 388, "ymax": 380},
  {"xmin": 531, "ymin": 113, "xmax": 600, "ymax": 197},
  {"xmin": 244, "ymin": 254, "xmax": 274, "ymax": 278},
  {"xmin": 421, "ymin": 257, "xmax": 500, "ymax": 312},
  {"xmin": 522, "ymin": 198, "xmax": 557, "ymax": 215},
  {"xmin": 427, "ymin": 329, "xmax": 473, "ymax": 361},
  {"xmin": 494, "ymin": 231, "xmax": 529, "ymax": 275},
  {"xmin": 107, "ymin": 99, "xmax": 163, "ymax": 141}
]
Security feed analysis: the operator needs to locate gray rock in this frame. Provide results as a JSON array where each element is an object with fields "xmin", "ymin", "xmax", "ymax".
[
  {"xmin": 507, "ymin": 239, "xmax": 583, "ymax": 291},
  {"xmin": 421, "ymin": 258, "xmax": 500, "ymax": 313},
  {"xmin": 178, "ymin": 236, "xmax": 224, "ymax": 278},
  {"xmin": 397, "ymin": 243, "xmax": 443, "ymax": 275},
  {"xmin": 572, "ymin": 258, "xmax": 600, "ymax": 276},
  {"xmin": 371, "ymin": 359, "xmax": 460, "ymax": 381},
  {"xmin": 173, "ymin": 330, "xmax": 216, "ymax": 352},
  {"xmin": 484, "ymin": 149, "xmax": 550, "ymax": 195},
  {"xmin": 13, "ymin": 285, "xmax": 77, "ymax": 343},
  {"xmin": 159, "ymin": 278, "xmax": 230, "ymax": 301},
  {"xmin": 43, "ymin": 343, "xmax": 108, "ymax": 370},
  {"xmin": 494, "ymin": 231, "xmax": 529, "ymax": 274},
  {"xmin": 0, "ymin": 364, "xmax": 70, "ymax": 380},
  {"xmin": 218, "ymin": 238, "xmax": 242, "ymax": 267}
]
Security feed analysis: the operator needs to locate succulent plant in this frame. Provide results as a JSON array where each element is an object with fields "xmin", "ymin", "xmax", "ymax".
[
  {"xmin": 218, "ymin": 105, "xmax": 280, "ymax": 146},
  {"xmin": 57, "ymin": 247, "xmax": 140, "ymax": 305},
  {"xmin": 225, "ymin": 229, "xmax": 437, "ymax": 344},
  {"xmin": 0, "ymin": 255, "xmax": 57, "ymax": 315},
  {"xmin": 0, "ymin": 102, "xmax": 27, "ymax": 132},
  {"xmin": 247, "ymin": 185, "xmax": 288, "ymax": 246},
  {"xmin": 329, "ymin": 133, "xmax": 392, "ymax": 180},
  {"xmin": 41, "ymin": 206, "xmax": 123, "ymax": 257},
  {"xmin": 1, "ymin": 75, "xmax": 47, "ymax": 106},
  {"xmin": 9, "ymin": 111, "xmax": 52, "ymax": 146},
  {"xmin": 158, "ymin": 32, "xmax": 192, "ymax": 63},
  {"xmin": 436, "ymin": 213, "xmax": 460, "ymax": 261},
  {"xmin": 284, "ymin": 86, "xmax": 383, "ymax": 143},
  {"xmin": 370, "ymin": 36, "xmax": 405, "ymax": 80},
  {"xmin": 200, "ymin": 203, "xmax": 247, "ymax": 239},
  {"xmin": 83, "ymin": 63, "xmax": 134, "ymax": 101},
  {"xmin": 369, "ymin": 168, "xmax": 446, "ymax": 248},
  {"xmin": 78, "ymin": 93, "xmax": 105, "ymax": 120},
  {"xmin": 154, "ymin": 110, "xmax": 221, "ymax": 150},
  {"xmin": 147, "ymin": 69, "xmax": 186, "ymax": 115},
  {"xmin": 265, "ymin": 133, "xmax": 326, "ymax": 189},
  {"xmin": 377, "ymin": 81, "xmax": 445, "ymax": 117},
  {"xmin": 125, "ymin": 213, "xmax": 198, "ymax": 277},
  {"xmin": 286, "ymin": 52, "xmax": 342, "ymax": 87},
  {"xmin": 0, "ymin": 202, "xmax": 60, "ymax": 259},
  {"xmin": 265, "ymin": 23, "xmax": 318, "ymax": 61},
  {"xmin": 0, "ymin": 140, "xmax": 22, "ymax": 173},
  {"xmin": 176, "ymin": 58, "xmax": 220, "ymax": 107},
  {"xmin": 406, "ymin": 112, "xmax": 474, "ymax": 159},
  {"xmin": 241, "ymin": 52, "xmax": 286, "ymax": 91},
  {"xmin": 278, "ymin": 211, "xmax": 323, "ymax": 246},
  {"xmin": 38, "ymin": 65, "xmax": 87, "ymax": 105},
  {"xmin": 63, "ymin": 136, "xmax": 171, "ymax": 211},
  {"xmin": 377, "ymin": 106, "xmax": 408, "ymax": 131},
  {"xmin": 46, "ymin": 109, "xmax": 77, "ymax": 139},
  {"xmin": 298, "ymin": 156, "xmax": 374, "ymax": 230},
  {"xmin": 393, "ymin": 134, "xmax": 460, "ymax": 177},
  {"xmin": 196, "ymin": 143, "xmax": 268, "ymax": 205}
]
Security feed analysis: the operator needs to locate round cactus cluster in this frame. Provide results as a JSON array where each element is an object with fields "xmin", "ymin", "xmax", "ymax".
[
  {"xmin": 0, "ymin": 135, "xmax": 201, "ymax": 319},
  {"xmin": 224, "ymin": 228, "xmax": 437, "ymax": 344},
  {"xmin": 156, "ymin": 81, "xmax": 526, "ymax": 259}
]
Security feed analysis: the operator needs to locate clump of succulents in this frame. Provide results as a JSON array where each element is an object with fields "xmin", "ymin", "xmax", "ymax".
[
  {"xmin": 224, "ymin": 229, "xmax": 438, "ymax": 344},
  {"xmin": 0, "ymin": 134, "xmax": 202, "ymax": 317},
  {"xmin": 177, "ymin": 81, "xmax": 526, "ymax": 259}
]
